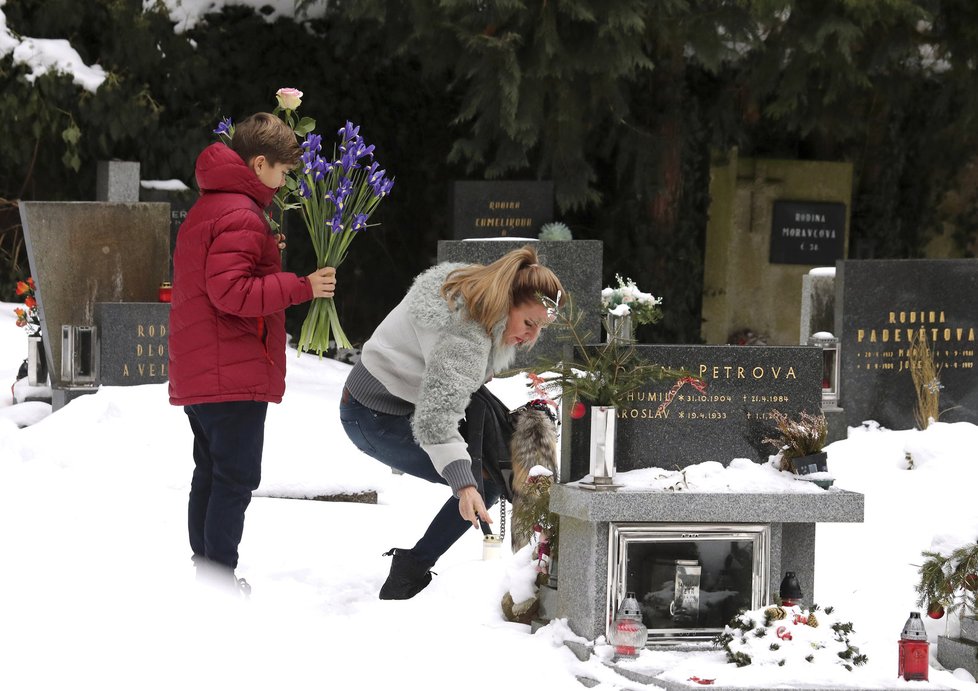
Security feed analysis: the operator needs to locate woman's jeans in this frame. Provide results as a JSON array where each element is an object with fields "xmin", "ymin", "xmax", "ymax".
[
  {"xmin": 185, "ymin": 401, "xmax": 267, "ymax": 570},
  {"xmin": 339, "ymin": 389, "xmax": 500, "ymax": 566}
]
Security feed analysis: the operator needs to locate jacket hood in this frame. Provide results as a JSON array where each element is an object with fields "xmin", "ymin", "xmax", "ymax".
[{"xmin": 194, "ymin": 142, "xmax": 277, "ymax": 209}]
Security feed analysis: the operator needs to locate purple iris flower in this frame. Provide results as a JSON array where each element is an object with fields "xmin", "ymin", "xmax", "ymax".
[
  {"xmin": 338, "ymin": 121, "xmax": 360, "ymax": 144},
  {"xmin": 368, "ymin": 167, "xmax": 386, "ymax": 186},
  {"xmin": 349, "ymin": 141, "xmax": 374, "ymax": 161},
  {"xmin": 302, "ymin": 133, "xmax": 322, "ymax": 153},
  {"xmin": 212, "ymin": 117, "xmax": 233, "ymax": 136},
  {"xmin": 299, "ymin": 180, "xmax": 311, "ymax": 198},
  {"xmin": 352, "ymin": 213, "xmax": 368, "ymax": 231}
]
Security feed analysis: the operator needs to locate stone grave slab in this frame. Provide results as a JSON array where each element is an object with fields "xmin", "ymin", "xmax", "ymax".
[
  {"xmin": 437, "ymin": 239, "xmax": 602, "ymax": 368},
  {"xmin": 837, "ymin": 259, "xmax": 978, "ymax": 429},
  {"xmin": 452, "ymin": 180, "xmax": 553, "ymax": 239},
  {"xmin": 20, "ymin": 202, "xmax": 171, "ymax": 389},
  {"xmin": 95, "ymin": 303, "xmax": 170, "ymax": 385},
  {"xmin": 566, "ymin": 345, "xmax": 822, "ymax": 480}
]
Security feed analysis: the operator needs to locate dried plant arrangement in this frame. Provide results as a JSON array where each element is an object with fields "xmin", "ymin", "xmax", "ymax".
[
  {"xmin": 908, "ymin": 330, "xmax": 942, "ymax": 430},
  {"xmin": 762, "ymin": 409, "xmax": 828, "ymax": 472}
]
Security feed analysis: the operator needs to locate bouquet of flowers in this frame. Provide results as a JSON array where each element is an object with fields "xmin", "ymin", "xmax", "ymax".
[
  {"xmin": 289, "ymin": 119, "xmax": 394, "ymax": 353},
  {"xmin": 214, "ymin": 88, "xmax": 395, "ymax": 354},
  {"xmin": 601, "ymin": 274, "xmax": 663, "ymax": 325},
  {"xmin": 13, "ymin": 277, "xmax": 41, "ymax": 336}
]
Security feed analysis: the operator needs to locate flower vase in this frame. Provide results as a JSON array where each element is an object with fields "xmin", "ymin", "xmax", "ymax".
[
  {"xmin": 580, "ymin": 405, "xmax": 621, "ymax": 490},
  {"xmin": 27, "ymin": 334, "xmax": 47, "ymax": 386},
  {"xmin": 606, "ymin": 313, "xmax": 634, "ymax": 344}
]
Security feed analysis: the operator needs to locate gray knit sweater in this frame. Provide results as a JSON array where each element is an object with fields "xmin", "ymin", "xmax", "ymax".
[{"xmin": 345, "ymin": 262, "xmax": 516, "ymax": 494}]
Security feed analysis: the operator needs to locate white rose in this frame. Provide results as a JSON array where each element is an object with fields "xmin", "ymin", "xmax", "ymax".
[{"xmin": 276, "ymin": 87, "xmax": 303, "ymax": 110}]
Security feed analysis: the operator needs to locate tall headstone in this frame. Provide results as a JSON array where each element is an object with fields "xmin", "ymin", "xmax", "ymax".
[
  {"xmin": 451, "ymin": 181, "xmax": 553, "ymax": 239},
  {"xmin": 799, "ymin": 268, "xmax": 836, "ymax": 344},
  {"xmin": 437, "ymin": 239, "xmax": 602, "ymax": 368},
  {"xmin": 20, "ymin": 202, "xmax": 171, "ymax": 402},
  {"xmin": 702, "ymin": 151, "xmax": 852, "ymax": 346},
  {"xmin": 837, "ymin": 259, "xmax": 978, "ymax": 429},
  {"xmin": 96, "ymin": 160, "xmax": 140, "ymax": 202},
  {"xmin": 565, "ymin": 344, "xmax": 823, "ymax": 481}
]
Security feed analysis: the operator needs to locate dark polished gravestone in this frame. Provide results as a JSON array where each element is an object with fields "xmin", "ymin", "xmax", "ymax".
[
  {"xmin": 565, "ymin": 344, "xmax": 823, "ymax": 481},
  {"xmin": 451, "ymin": 180, "xmax": 553, "ymax": 239},
  {"xmin": 437, "ymin": 239, "xmax": 602, "ymax": 369},
  {"xmin": 141, "ymin": 182, "xmax": 197, "ymax": 280},
  {"xmin": 95, "ymin": 303, "xmax": 170, "ymax": 385},
  {"xmin": 20, "ymin": 202, "xmax": 171, "ymax": 391},
  {"xmin": 837, "ymin": 259, "xmax": 978, "ymax": 429}
]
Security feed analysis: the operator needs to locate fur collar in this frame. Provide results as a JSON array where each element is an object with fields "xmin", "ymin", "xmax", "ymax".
[{"xmin": 407, "ymin": 262, "xmax": 516, "ymax": 373}]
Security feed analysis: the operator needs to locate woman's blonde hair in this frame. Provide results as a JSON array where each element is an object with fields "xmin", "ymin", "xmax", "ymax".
[{"xmin": 441, "ymin": 245, "xmax": 565, "ymax": 334}]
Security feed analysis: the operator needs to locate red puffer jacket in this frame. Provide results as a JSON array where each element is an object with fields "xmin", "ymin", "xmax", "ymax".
[{"xmin": 168, "ymin": 142, "xmax": 312, "ymax": 406}]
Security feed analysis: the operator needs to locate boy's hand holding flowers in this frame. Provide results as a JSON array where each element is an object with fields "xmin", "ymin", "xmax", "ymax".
[{"xmin": 307, "ymin": 267, "xmax": 336, "ymax": 299}]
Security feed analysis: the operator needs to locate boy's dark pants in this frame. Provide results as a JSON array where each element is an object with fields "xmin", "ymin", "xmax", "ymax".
[{"xmin": 185, "ymin": 401, "xmax": 267, "ymax": 570}]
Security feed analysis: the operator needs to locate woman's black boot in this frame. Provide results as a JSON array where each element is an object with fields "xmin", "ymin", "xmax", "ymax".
[{"xmin": 379, "ymin": 548, "xmax": 435, "ymax": 600}]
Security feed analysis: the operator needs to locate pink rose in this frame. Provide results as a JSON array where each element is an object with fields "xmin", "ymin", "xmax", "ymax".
[{"xmin": 276, "ymin": 87, "xmax": 303, "ymax": 110}]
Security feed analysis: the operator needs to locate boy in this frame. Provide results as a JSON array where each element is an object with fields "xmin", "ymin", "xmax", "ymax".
[{"xmin": 168, "ymin": 112, "xmax": 336, "ymax": 593}]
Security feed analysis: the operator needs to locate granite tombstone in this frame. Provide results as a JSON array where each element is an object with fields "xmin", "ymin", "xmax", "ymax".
[
  {"xmin": 141, "ymin": 181, "xmax": 196, "ymax": 279},
  {"xmin": 837, "ymin": 259, "xmax": 978, "ymax": 429},
  {"xmin": 565, "ymin": 344, "xmax": 823, "ymax": 481},
  {"xmin": 20, "ymin": 202, "xmax": 171, "ymax": 398}
]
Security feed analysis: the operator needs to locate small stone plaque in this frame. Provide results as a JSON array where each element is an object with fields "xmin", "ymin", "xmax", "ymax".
[
  {"xmin": 769, "ymin": 200, "xmax": 846, "ymax": 265},
  {"xmin": 837, "ymin": 259, "xmax": 978, "ymax": 429},
  {"xmin": 452, "ymin": 180, "xmax": 553, "ymax": 239},
  {"xmin": 95, "ymin": 302, "xmax": 170, "ymax": 385},
  {"xmin": 567, "ymin": 344, "xmax": 822, "ymax": 479}
]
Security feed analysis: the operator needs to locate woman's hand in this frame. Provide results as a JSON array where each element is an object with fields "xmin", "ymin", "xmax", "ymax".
[{"xmin": 457, "ymin": 486, "xmax": 492, "ymax": 529}]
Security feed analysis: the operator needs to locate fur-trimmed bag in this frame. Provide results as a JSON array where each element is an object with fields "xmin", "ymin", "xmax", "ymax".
[{"xmin": 462, "ymin": 386, "xmax": 558, "ymax": 551}]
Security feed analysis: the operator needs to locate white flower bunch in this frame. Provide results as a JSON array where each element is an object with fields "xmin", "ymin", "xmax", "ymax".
[{"xmin": 600, "ymin": 275, "xmax": 663, "ymax": 326}]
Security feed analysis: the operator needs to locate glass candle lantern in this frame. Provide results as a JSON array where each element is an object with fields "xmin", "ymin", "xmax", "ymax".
[
  {"xmin": 808, "ymin": 332, "xmax": 839, "ymax": 407},
  {"xmin": 779, "ymin": 571, "xmax": 804, "ymax": 608},
  {"xmin": 898, "ymin": 611, "xmax": 929, "ymax": 681},
  {"xmin": 610, "ymin": 592, "xmax": 648, "ymax": 658}
]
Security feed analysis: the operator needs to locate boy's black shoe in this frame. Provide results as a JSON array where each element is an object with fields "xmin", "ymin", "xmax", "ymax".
[
  {"xmin": 379, "ymin": 548, "xmax": 435, "ymax": 600},
  {"xmin": 193, "ymin": 554, "xmax": 251, "ymax": 598}
]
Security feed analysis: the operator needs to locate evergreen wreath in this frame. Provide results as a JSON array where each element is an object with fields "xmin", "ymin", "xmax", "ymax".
[{"xmin": 714, "ymin": 604, "xmax": 868, "ymax": 671}]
